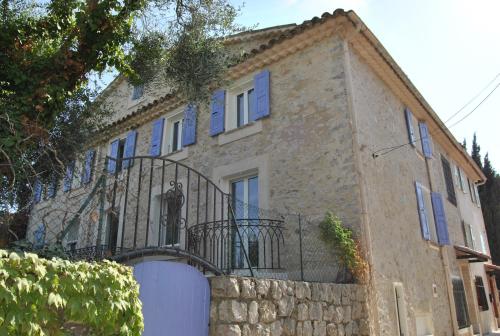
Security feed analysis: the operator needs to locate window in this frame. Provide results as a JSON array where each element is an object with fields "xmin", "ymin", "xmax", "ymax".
[
  {"xmin": 158, "ymin": 190, "xmax": 182, "ymax": 246},
  {"xmin": 475, "ymin": 276, "xmax": 489, "ymax": 311},
  {"xmin": 227, "ymin": 84, "xmax": 255, "ymax": 130},
  {"xmin": 66, "ymin": 220, "xmax": 79, "ymax": 251},
  {"xmin": 452, "ymin": 277, "xmax": 470, "ymax": 329},
  {"xmin": 467, "ymin": 178, "xmax": 475, "ymax": 204},
  {"xmin": 115, "ymin": 138, "xmax": 126, "ymax": 173},
  {"xmin": 131, "ymin": 84, "xmax": 144, "ymax": 101},
  {"xmin": 231, "ymin": 175, "xmax": 259, "ymax": 268},
  {"xmin": 462, "ymin": 221, "xmax": 475, "ymax": 249},
  {"xmin": 165, "ymin": 114, "xmax": 184, "ymax": 154},
  {"xmin": 441, "ymin": 156, "xmax": 456, "ymax": 206},
  {"xmin": 235, "ymin": 88, "xmax": 254, "ymax": 128}
]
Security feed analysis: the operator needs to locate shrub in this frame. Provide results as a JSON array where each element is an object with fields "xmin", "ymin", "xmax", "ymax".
[{"xmin": 0, "ymin": 250, "xmax": 143, "ymax": 335}]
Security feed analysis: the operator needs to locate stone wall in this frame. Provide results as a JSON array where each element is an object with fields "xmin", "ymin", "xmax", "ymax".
[{"xmin": 209, "ymin": 276, "xmax": 369, "ymax": 336}]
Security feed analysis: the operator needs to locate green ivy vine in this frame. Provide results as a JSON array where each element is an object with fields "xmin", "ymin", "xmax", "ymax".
[
  {"xmin": 319, "ymin": 212, "xmax": 368, "ymax": 283},
  {"xmin": 0, "ymin": 250, "xmax": 143, "ymax": 335}
]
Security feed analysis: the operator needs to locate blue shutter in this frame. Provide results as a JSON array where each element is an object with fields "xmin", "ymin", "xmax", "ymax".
[
  {"xmin": 182, "ymin": 104, "xmax": 197, "ymax": 146},
  {"xmin": 33, "ymin": 224, "xmax": 45, "ymax": 248},
  {"xmin": 33, "ymin": 179, "xmax": 42, "ymax": 203},
  {"xmin": 47, "ymin": 175, "xmax": 57, "ymax": 198},
  {"xmin": 123, "ymin": 130, "xmax": 137, "ymax": 169},
  {"xmin": 210, "ymin": 90, "xmax": 225, "ymax": 136},
  {"xmin": 150, "ymin": 118, "xmax": 165, "ymax": 156},
  {"xmin": 414, "ymin": 182, "xmax": 430, "ymax": 240},
  {"xmin": 81, "ymin": 149, "xmax": 95, "ymax": 184},
  {"xmin": 405, "ymin": 108, "xmax": 416, "ymax": 147},
  {"xmin": 431, "ymin": 192, "xmax": 450, "ymax": 245},
  {"xmin": 63, "ymin": 162, "xmax": 74, "ymax": 192},
  {"xmin": 419, "ymin": 122, "xmax": 432, "ymax": 158},
  {"xmin": 250, "ymin": 69, "xmax": 270, "ymax": 121},
  {"xmin": 108, "ymin": 140, "xmax": 119, "ymax": 173}
]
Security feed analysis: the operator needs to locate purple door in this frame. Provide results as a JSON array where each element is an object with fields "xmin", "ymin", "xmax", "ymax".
[{"xmin": 133, "ymin": 261, "xmax": 210, "ymax": 336}]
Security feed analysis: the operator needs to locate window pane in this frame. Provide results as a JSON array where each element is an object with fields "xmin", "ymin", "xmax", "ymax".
[
  {"xmin": 441, "ymin": 156, "xmax": 456, "ymax": 206},
  {"xmin": 247, "ymin": 88, "xmax": 255, "ymax": 119},
  {"xmin": 248, "ymin": 176, "xmax": 259, "ymax": 219},
  {"xmin": 231, "ymin": 180, "xmax": 245, "ymax": 219},
  {"xmin": 172, "ymin": 121, "xmax": 180, "ymax": 152},
  {"xmin": 237, "ymin": 93, "xmax": 245, "ymax": 127},
  {"xmin": 132, "ymin": 84, "xmax": 144, "ymax": 100}
]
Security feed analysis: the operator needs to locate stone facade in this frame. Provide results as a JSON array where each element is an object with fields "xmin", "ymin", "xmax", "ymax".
[
  {"xmin": 27, "ymin": 10, "xmax": 500, "ymax": 336},
  {"xmin": 209, "ymin": 276, "xmax": 369, "ymax": 336}
]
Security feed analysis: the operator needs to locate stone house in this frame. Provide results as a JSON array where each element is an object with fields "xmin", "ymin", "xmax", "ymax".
[{"xmin": 27, "ymin": 9, "xmax": 500, "ymax": 336}]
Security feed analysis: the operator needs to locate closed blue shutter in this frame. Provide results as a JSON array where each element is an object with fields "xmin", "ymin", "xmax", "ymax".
[
  {"xmin": 414, "ymin": 182, "xmax": 430, "ymax": 240},
  {"xmin": 81, "ymin": 149, "xmax": 95, "ymax": 184},
  {"xmin": 47, "ymin": 175, "xmax": 57, "ymax": 198},
  {"xmin": 108, "ymin": 140, "xmax": 119, "ymax": 173},
  {"xmin": 150, "ymin": 118, "xmax": 165, "ymax": 156},
  {"xmin": 431, "ymin": 192, "xmax": 450, "ymax": 245},
  {"xmin": 63, "ymin": 162, "xmax": 74, "ymax": 192},
  {"xmin": 123, "ymin": 130, "xmax": 137, "ymax": 169},
  {"xmin": 405, "ymin": 108, "xmax": 416, "ymax": 146},
  {"xmin": 419, "ymin": 122, "xmax": 432, "ymax": 158},
  {"xmin": 33, "ymin": 179, "xmax": 42, "ymax": 203},
  {"xmin": 210, "ymin": 90, "xmax": 225, "ymax": 136},
  {"xmin": 250, "ymin": 69, "xmax": 270, "ymax": 121},
  {"xmin": 33, "ymin": 224, "xmax": 45, "ymax": 248},
  {"xmin": 182, "ymin": 104, "xmax": 197, "ymax": 146}
]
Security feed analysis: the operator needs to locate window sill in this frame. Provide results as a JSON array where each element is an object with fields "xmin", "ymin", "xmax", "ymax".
[
  {"xmin": 218, "ymin": 120, "xmax": 262, "ymax": 146},
  {"xmin": 162, "ymin": 148, "xmax": 189, "ymax": 161},
  {"xmin": 427, "ymin": 240, "xmax": 441, "ymax": 251},
  {"xmin": 127, "ymin": 97, "xmax": 145, "ymax": 110}
]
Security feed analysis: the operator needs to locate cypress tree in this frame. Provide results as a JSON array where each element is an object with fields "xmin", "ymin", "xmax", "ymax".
[{"xmin": 471, "ymin": 133, "xmax": 482, "ymax": 169}]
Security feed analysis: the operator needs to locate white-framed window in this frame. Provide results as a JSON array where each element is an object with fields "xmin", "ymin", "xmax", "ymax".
[
  {"xmin": 163, "ymin": 113, "xmax": 184, "ymax": 154},
  {"xmin": 226, "ymin": 80, "xmax": 254, "ymax": 131},
  {"xmin": 110, "ymin": 138, "xmax": 126, "ymax": 173},
  {"xmin": 231, "ymin": 174, "xmax": 259, "ymax": 268}
]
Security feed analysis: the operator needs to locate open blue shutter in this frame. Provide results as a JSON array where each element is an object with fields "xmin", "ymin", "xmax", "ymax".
[
  {"xmin": 123, "ymin": 130, "xmax": 137, "ymax": 169},
  {"xmin": 63, "ymin": 162, "xmax": 74, "ymax": 192},
  {"xmin": 415, "ymin": 182, "xmax": 430, "ymax": 240},
  {"xmin": 108, "ymin": 140, "xmax": 119, "ymax": 173},
  {"xmin": 431, "ymin": 192, "xmax": 450, "ymax": 245},
  {"xmin": 47, "ymin": 175, "xmax": 56, "ymax": 198},
  {"xmin": 210, "ymin": 90, "xmax": 225, "ymax": 136},
  {"xmin": 33, "ymin": 179, "xmax": 42, "ymax": 203},
  {"xmin": 182, "ymin": 104, "xmax": 197, "ymax": 146},
  {"xmin": 81, "ymin": 149, "xmax": 95, "ymax": 184},
  {"xmin": 150, "ymin": 118, "xmax": 164, "ymax": 156},
  {"xmin": 405, "ymin": 108, "xmax": 416, "ymax": 147},
  {"xmin": 251, "ymin": 69, "xmax": 270, "ymax": 121},
  {"xmin": 419, "ymin": 122, "xmax": 432, "ymax": 158}
]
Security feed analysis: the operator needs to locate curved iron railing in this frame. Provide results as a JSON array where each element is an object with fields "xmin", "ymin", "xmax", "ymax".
[
  {"xmin": 55, "ymin": 155, "xmax": 284, "ymax": 275},
  {"xmin": 187, "ymin": 219, "xmax": 285, "ymax": 272}
]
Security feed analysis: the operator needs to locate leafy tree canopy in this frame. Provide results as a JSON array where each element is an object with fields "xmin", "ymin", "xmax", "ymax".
[{"xmin": 0, "ymin": 0, "xmax": 242, "ymax": 226}]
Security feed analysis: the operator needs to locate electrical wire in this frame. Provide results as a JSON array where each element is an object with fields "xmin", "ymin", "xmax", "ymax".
[
  {"xmin": 372, "ymin": 75, "xmax": 500, "ymax": 159},
  {"xmin": 444, "ymin": 73, "xmax": 500, "ymax": 124}
]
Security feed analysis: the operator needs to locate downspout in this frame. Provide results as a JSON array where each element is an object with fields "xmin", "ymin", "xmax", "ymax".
[{"xmin": 341, "ymin": 33, "xmax": 380, "ymax": 335}]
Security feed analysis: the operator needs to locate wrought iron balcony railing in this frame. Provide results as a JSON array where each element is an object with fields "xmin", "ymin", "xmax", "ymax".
[{"xmin": 40, "ymin": 155, "xmax": 286, "ymax": 276}]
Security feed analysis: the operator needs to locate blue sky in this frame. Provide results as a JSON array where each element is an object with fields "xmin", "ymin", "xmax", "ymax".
[{"xmin": 232, "ymin": 0, "xmax": 500, "ymax": 170}]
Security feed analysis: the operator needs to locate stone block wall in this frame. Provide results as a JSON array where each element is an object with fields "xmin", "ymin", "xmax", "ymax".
[{"xmin": 209, "ymin": 276, "xmax": 369, "ymax": 336}]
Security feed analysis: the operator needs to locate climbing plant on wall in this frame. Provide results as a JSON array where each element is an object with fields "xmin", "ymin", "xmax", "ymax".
[
  {"xmin": 0, "ymin": 250, "xmax": 143, "ymax": 335},
  {"xmin": 319, "ymin": 212, "xmax": 369, "ymax": 283}
]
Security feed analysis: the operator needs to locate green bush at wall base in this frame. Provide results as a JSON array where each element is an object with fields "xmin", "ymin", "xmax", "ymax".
[{"xmin": 0, "ymin": 250, "xmax": 143, "ymax": 335}]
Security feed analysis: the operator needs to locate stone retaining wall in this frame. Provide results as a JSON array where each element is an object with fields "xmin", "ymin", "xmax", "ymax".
[{"xmin": 209, "ymin": 276, "xmax": 370, "ymax": 336}]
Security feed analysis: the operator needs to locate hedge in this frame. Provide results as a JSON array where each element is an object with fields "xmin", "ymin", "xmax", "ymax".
[{"xmin": 0, "ymin": 250, "xmax": 143, "ymax": 335}]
